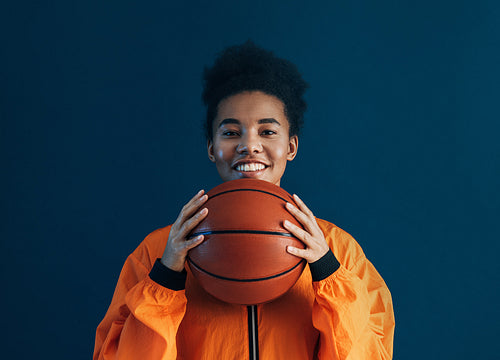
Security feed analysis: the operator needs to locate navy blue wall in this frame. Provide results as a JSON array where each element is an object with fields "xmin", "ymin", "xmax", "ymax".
[{"xmin": 2, "ymin": 1, "xmax": 499, "ymax": 359}]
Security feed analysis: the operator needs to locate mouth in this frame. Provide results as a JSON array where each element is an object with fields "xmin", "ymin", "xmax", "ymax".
[{"xmin": 233, "ymin": 162, "xmax": 268, "ymax": 173}]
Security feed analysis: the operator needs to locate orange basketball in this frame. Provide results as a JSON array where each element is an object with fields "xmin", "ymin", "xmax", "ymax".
[{"xmin": 187, "ymin": 178, "xmax": 306, "ymax": 305}]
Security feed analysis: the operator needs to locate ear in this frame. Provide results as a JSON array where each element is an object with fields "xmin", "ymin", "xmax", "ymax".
[
  {"xmin": 287, "ymin": 135, "xmax": 298, "ymax": 161},
  {"xmin": 207, "ymin": 139, "xmax": 216, "ymax": 162}
]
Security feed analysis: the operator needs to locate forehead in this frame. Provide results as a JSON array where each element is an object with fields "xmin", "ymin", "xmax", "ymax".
[{"xmin": 214, "ymin": 91, "xmax": 289, "ymax": 128}]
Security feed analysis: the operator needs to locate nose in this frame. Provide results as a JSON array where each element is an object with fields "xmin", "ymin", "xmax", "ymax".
[{"xmin": 237, "ymin": 133, "xmax": 262, "ymax": 154}]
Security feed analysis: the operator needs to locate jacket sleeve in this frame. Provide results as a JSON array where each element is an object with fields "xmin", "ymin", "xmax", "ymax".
[
  {"xmin": 312, "ymin": 224, "xmax": 395, "ymax": 359},
  {"xmin": 93, "ymin": 232, "xmax": 187, "ymax": 360}
]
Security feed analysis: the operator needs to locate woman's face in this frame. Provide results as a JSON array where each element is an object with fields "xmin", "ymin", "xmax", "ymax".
[{"xmin": 207, "ymin": 91, "xmax": 298, "ymax": 186}]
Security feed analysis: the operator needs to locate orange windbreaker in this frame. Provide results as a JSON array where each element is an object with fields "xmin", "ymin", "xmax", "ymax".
[{"xmin": 94, "ymin": 219, "xmax": 395, "ymax": 359}]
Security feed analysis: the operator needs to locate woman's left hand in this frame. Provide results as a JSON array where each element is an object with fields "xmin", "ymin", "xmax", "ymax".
[{"xmin": 284, "ymin": 194, "xmax": 330, "ymax": 263}]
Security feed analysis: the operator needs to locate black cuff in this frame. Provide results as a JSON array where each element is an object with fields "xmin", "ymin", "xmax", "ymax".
[
  {"xmin": 149, "ymin": 259, "xmax": 187, "ymax": 290},
  {"xmin": 309, "ymin": 249, "xmax": 340, "ymax": 282}
]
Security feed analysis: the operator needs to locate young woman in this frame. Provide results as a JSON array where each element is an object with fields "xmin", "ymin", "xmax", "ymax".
[{"xmin": 94, "ymin": 41, "xmax": 395, "ymax": 360}]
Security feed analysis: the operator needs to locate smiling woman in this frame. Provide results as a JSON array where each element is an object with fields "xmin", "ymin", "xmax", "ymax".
[
  {"xmin": 93, "ymin": 40, "xmax": 395, "ymax": 360},
  {"xmin": 208, "ymin": 91, "xmax": 298, "ymax": 186}
]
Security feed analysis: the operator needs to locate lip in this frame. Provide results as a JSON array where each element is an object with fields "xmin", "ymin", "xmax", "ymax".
[
  {"xmin": 231, "ymin": 159, "xmax": 269, "ymax": 178},
  {"xmin": 231, "ymin": 159, "xmax": 269, "ymax": 169}
]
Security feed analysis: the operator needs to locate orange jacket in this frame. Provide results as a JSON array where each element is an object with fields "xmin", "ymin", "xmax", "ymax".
[{"xmin": 94, "ymin": 219, "xmax": 394, "ymax": 359}]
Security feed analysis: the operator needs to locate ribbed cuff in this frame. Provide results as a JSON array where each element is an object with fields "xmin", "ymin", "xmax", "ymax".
[
  {"xmin": 309, "ymin": 249, "xmax": 340, "ymax": 282},
  {"xmin": 149, "ymin": 259, "xmax": 187, "ymax": 290}
]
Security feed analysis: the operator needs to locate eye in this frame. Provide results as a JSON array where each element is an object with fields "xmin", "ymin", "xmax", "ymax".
[
  {"xmin": 261, "ymin": 129, "xmax": 277, "ymax": 136},
  {"xmin": 222, "ymin": 130, "xmax": 239, "ymax": 137}
]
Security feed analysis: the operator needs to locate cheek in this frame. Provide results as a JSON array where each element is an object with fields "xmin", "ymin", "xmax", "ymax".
[
  {"xmin": 216, "ymin": 149, "xmax": 227, "ymax": 161},
  {"xmin": 214, "ymin": 143, "xmax": 234, "ymax": 162},
  {"xmin": 270, "ymin": 143, "xmax": 289, "ymax": 163}
]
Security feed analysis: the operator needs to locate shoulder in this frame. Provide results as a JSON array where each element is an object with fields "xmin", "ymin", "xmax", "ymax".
[
  {"xmin": 129, "ymin": 225, "xmax": 173, "ymax": 271},
  {"xmin": 315, "ymin": 218, "xmax": 366, "ymax": 272}
]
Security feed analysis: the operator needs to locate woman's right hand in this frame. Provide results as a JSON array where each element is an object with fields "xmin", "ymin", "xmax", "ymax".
[{"xmin": 161, "ymin": 190, "xmax": 209, "ymax": 272}]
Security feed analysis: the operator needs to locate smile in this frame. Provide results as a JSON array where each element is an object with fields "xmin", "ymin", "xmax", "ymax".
[{"xmin": 234, "ymin": 163, "xmax": 266, "ymax": 172}]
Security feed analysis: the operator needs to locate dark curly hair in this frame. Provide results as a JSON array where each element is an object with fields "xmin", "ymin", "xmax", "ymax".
[{"xmin": 202, "ymin": 40, "xmax": 309, "ymax": 140}]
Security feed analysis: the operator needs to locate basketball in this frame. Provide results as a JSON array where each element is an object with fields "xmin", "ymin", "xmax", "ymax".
[{"xmin": 187, "ymin": 178, "xmax": 306, "ymax": 305}]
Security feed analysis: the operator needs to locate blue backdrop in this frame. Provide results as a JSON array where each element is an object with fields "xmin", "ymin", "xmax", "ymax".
[{"xmin": 1, "ymin": 1, "xmax": 499, "ymax": 359}]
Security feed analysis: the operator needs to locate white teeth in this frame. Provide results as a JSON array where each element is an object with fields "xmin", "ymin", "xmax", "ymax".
[{"xmin": 235, "ymin": 163, "xmax": 266, "ymax": 172}]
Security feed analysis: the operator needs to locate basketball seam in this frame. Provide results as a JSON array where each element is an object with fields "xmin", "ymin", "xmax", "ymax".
[
  {"xmin": 187, "ymin": 258, "xmax": 305, "ymax": 282},
  {"xmin": 208, "ymin": 188, "xmax": 292, "ymax": 203},
  {"xmin": 189, "ymin": 230, "xmax": 296, "ymax": 238}
]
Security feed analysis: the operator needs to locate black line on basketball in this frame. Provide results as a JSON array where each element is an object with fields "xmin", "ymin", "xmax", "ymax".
[
  {"xmin": 187, "ymin": 258, "xmax": 305, "ymax": 282},
  {"xmin": 208, "ymin": 188, "xmax": 292, "ymax": 203},
  {"xmin": 189, "ymin": 229, "xmax": 296, "ymax": 239}
]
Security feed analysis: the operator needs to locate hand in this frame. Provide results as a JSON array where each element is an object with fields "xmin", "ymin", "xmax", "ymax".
[
  {"xmin": 161, "ymin": 190, "xmax": 209, "ymax": 272},
  {"xmin": 284, "ymin": 194, "xmax": 330, "ymax": 263}
]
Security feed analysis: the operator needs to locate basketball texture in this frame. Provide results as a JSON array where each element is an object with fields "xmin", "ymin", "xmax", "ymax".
[{"xmin": 187, "ymin": 178, "xmax": 306, "ymax": 305}]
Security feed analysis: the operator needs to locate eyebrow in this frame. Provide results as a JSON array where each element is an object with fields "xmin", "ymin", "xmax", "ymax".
[{"xmin": 218, "ymin": 118, "xmax": 281, "ymax": 128}]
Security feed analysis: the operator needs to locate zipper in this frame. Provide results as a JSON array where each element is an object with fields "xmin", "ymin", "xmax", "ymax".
[{"xmin": 247, "ymin": 305, "xmax": 259, "ymax": 360}]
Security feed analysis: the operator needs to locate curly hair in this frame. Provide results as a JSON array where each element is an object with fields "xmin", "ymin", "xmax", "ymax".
[{"xmin": 202, "ymin": 40, "xmax": 309, "ymax": 139}]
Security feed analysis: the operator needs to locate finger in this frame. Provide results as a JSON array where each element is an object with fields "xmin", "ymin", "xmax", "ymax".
[
  {"xmin": 292, "ymin": 194, "xmax": 315, "ymax": 218},
  {"xmin": 285, "ymin": 202, "xmax": 317, "ymax": 235},
  {"xmin": 286, "ymin": 245, "xmax": 310, "ymax": 260},
  {"xmin": 179, "ymin": 207, "xmax": 209, "ymax": 238},
  {"xmin": 176, "ymin": 191, "xmax": 208, "ymax": 225},
  {"xmin": 184, "ymin": 234, "xmax": 205, "ymax": 251},
  {"xmin": 181, "ymin": 190, "xmax": 207, "ymax": 218},
  {"xmin": 283, "ymin": 219, "xmax": 314, "ymax": 247}
]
